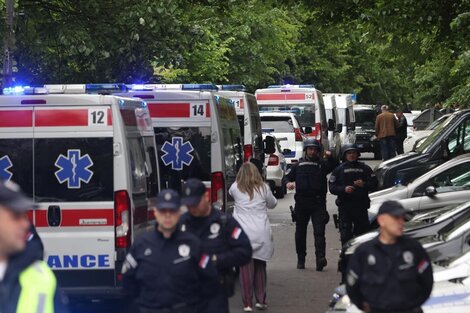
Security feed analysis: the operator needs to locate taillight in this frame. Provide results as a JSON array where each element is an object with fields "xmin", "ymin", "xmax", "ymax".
[
  {"xmin": 211, "ymin": 172, "xmax": 225, "ymax": 210},
  {"xmin": 294, "ymin": 128, "xmax": 303, "ymax": 141},
  {"xmin": 115, "ymin": 190, "xmax": 131, "ymax": 249},
  {"xmin": 267, "ymin": 154, "xmax": 279, "ymax": 166},
  {"xmin": 313, "ymin": 123, "xmax": 322, "ymax": 141},
  {"xmin": 244, "ymin": 144, "xmax": 253, "ymax": 162}
]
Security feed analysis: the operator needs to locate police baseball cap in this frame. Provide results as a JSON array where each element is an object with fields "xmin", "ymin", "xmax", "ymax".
[
  {"xmin": 377, "ymin": 200, "xmax": 407, "ymax": 217},
  {"xmin": 155, "ymin": 189, "xmax": 181, "ymax": 211},
  {"xmin": 181, "ymin": 178, "xmax": 206, "ymax": 207},
  {"xmin": 0, "ymin": 180, "xmax": 36, "ymax": 213}
]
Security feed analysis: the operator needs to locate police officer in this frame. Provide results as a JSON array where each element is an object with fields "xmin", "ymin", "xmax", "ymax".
[
  {"xmin": 283, "ymin": 138, "xmax": 338, "ymax": 271},
  {"xmin": 122, "ymin": 189, "xmax": 216, "ymax": 313},
  {"xmin": 346, "ymin": 201, "xmax": 433, "ymax": 313},
  {"xmin": 329, "ymin": 144, "xmax": 377, "ymax": 246},
  {"xmin": 0, "ymin": 180, "xmax": 67, "ymax": 313},
  {"xmin": 180, "ymin": 178, "xmax": 252, "ymax": 313}
]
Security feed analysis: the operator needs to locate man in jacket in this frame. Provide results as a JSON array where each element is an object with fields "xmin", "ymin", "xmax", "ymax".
[
  {"xmin": 395, "ymin": 109, "xmax": 408, "ymax": 155},
  {"xmin": 346, "ymin": 201, "xmax": 433, "ymax": 313},
  {"xmin": 0, "ymin": 180, "xmax": 67, "ymax": 313},
  {"xmin": 375, "ymin": 105, "xmax": 399, "ymax": 160},
  {"xmin": 180, "ymin": 178, "xmax": 252, "ymax": 313},
  {"xmin": 329, "ymin": 144, "xmax": 377, "ymax": 246},
  {"xmin": 283, "ymin": 138, "xmax": 338, "ymax": 271}
]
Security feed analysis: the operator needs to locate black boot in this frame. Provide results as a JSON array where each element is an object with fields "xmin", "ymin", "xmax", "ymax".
[
  {"xmin": 297, "ymin": 257, "xmax": 305, "ymax": 269},
  {"xmin": 316, "ymin": 257, "xmax": 327, "ymax": 271}
]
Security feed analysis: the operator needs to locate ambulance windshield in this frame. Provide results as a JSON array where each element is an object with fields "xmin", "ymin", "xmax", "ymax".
[
  {"xmin": 154, "ymin": 127, "xmax": 211, "ymax": 191},
  {"xmin": 259, "ymin": 105, "xmax": 315, "ymax": 128}
]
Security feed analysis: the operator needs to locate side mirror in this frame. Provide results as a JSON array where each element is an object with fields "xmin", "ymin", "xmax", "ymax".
[
  {"xmin": 348, "ymin": 122, "xmax": 356, "ymax": 131},
  {"xmin": 336, "ymin": 123, "xmax": 343, "ymax": 133},
  {"xmin": 264, "ymin": 136, "xmax": 276, "ymax": 154},
  {"xmin": 327, "ymin": 119, "xmax": 336, "ymax": 131},
  {"xmin": 425, "ymin": 186, "xmax": 437, "ymax": 197},
  {"xmin": 304, "ymin": 126, "xmax": 313, "ymax": 134}
]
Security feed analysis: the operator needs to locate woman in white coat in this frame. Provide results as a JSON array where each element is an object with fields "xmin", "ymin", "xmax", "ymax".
[{"xmin": 229, "ymin": 162, "xmax": 277, "ymax": 312}]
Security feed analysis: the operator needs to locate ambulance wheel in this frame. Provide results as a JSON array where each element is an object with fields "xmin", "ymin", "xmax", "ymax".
[{"xmin": 275, "ymin": 186, "xmax": 285, "ymax": 199}]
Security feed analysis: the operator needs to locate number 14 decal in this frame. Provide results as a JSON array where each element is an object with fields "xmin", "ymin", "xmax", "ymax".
[{"xmin": 191, "ymin": 104, "xmax": 206, "ymax": 117}]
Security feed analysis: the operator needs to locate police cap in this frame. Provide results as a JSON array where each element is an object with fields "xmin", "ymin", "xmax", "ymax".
[
  {"xmin": 377, "ymin": 200, "xmax": 407, "ymax": 217},
  {"xmin": 181, "ymin": 178, "xmax": 206, "ymax": 207},
  {"xmin": 0, "ymin": 180, "xmax": 36, "ymax": 213},
  {"xmin": 155, "ymin": 189, "xmax": 181, "ymax": 211}
]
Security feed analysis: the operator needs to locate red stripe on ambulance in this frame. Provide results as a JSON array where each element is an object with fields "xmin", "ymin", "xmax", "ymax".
[
  {"xmin": 148, "ymin": 103, "xmax": 189, "ymax": 118},
  {"xmin": 36, "ymin": 109, "xmax": 88, "ymax": 127},
  {"xmin": 0, "ymin": 110, "xmax": 33, "ymax": 127},
  {"xmin": 35, "ymin": 209, "xmax": 114, "ymax": 227},
  {"xmin": 256, "ymin": 93, "xmax": 306, "ymax": 101}
]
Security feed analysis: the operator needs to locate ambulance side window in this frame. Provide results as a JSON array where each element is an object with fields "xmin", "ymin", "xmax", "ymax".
[
  {"xmin": 127, "ymin": 138, "xmax": 147, "ymax": 195},
  {"xmin": 143, "ymin": 136, "xmax": 159, "ymax": 198},
  {"xmin": 221, "ymin": 127, "xmax": 243, "ymax": 180},
  {"xmin": 34, "ymin": 138, "xmax": 113, "ymax": 202},
  {"xmin": 0, "ymin": 139, "xmax": 33, "ymax": 197}
]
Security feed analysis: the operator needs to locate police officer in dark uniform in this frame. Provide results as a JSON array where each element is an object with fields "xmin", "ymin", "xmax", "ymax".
[
  {"xmin": 329, "ymin": 143, "xmax": 377, "ymax": 246},
  {"xmin": 180, "ymin": 178, "xmax": 252, "ymax": 313},
  {"xmin": 346, "ymin": 201, "xmax": 433, "ymax": 313},
  {"xmin": 283, "ymin": 138, "xmax": 338, "ymax": 271},
  {"xmin": 122, "ymin": 189, "xmax": 216, "ymax": 313}
]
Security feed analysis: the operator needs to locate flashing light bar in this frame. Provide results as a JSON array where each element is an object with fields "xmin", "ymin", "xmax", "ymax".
[
  {"xmin": 85, "ymin": 83, "xmax": 127, "ymax": 94},
  {"xmin": 217, "ymin": 85, "xmax": 246, "ymax": 92},
  {"xmin": 3, "ymin": 86, "xmax": 48, "ymax": 95},
  {"xmin": 267, "ymin": 84, "xmax": 314, "ymax": 89},
  {"xmin": 129, "ymin": 83, "xmax": 218, "ymax": 91}
]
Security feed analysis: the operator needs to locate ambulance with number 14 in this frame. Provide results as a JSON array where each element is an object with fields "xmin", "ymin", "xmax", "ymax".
[{"xmin": 0, "ymin": 84, "xmax": 160, "ymax": 300}]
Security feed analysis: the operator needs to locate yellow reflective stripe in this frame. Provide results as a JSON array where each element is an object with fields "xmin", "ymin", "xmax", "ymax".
[{"xmin": 17, "ymin": 261, "xmax": 56, "ymax": 313}]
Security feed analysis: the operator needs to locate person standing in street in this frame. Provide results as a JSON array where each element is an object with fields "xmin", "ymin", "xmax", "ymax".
[
  {"xmin": 346, "ymin": 201, "xmax": 433, "ymax": 313},
  {"xmin": 229, "ymin": 162, "xmax": 277, "ymax": 312},
  {"xmin": 122, "ymin": 189, "xmax": 216, "ymax": 313},
  {"xmin": 283, "ymin": 138, "xmax": 338, "ymax": 271},
  {"xmin": 0, "ymin": 180, "xmax": 67, "ymax": 313},
  {"xmin": 180, "ymin": 178, "xmax": 252, "ymax": 313},
  {"xmin": 395, "ymin": 109, "xmax": 408, "ymax": 155},
  {"xmin": 375, "ymin": 105, "xmax": 399, "ymax": 160},
  {"xmin": 329, "ymin": 144, "xmax": 377, "ymax": 247}
]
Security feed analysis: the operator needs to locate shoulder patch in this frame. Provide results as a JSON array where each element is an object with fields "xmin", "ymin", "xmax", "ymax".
[{"xmin": 231, "ymin": 227, "xmax": 242, "ymax": 240}]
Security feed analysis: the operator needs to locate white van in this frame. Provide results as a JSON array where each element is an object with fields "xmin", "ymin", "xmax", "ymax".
[
  {"xmin": 322, "ymin": 94, "xmax": 342, "ymax": 158},
  {"xmin": 255, "ymin": 85, "xmax": 331, "ymax": 153},
  {"xmin": 327, "ymin": 93, "xmax": 356, "ymax": 144},
  {"xmin": 114, "ymin": 84, "xmax": 243, "ymax": 212},
  {"xmin": 216, "ymin": 86, "xmax": 265, "ymax": 172},
  {"xmin": 0, "ymin": 84, "xmax": 160, "ymax": 299}
]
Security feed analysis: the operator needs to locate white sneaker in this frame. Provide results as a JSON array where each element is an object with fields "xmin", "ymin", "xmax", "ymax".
[
  {"xmin": 243, "ymin": 306, "xmax": 253, "ymax": 312},
  {"xmin": 255, "ymin": 303, "xmax": 268, "ymax": 310}
]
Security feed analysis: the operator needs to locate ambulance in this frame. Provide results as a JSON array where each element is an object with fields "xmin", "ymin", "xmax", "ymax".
[
  {"xmin": 114, "ymin": 84, "xmax": 243, "ymax": 212},
  {"xmin": 0, "ymin": 84, "xmax": 160, "ymax": 299},
  {"xmin": 216, "ymin": 85, "xmax": 265, "ymax": 172},
  {"xmin": 255, "ymin": 85, "xmax": 331, "ymax": 153}
]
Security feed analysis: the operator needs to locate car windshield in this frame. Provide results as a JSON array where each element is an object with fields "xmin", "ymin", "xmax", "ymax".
[
  {"xmin": 355, "ymin": 109, "xmax": 376, "ymax": 128},
  {"xmin": 261, "ymin": 116, "xmax": 295, "ymax": 132},
  {"xmin": 415, "ymin": 113, "xmax": 459, "ymax": 154},
  {"xmin": 406, "ymin": 204, "xmax": 460, "ymax": 228},
  {"xmin": 426, "ymin": 114, "xmax": 449, "ymax": 130},
  {"xmin": 259, "ymin": 105, "xmax": 315, "ymax": 128}
]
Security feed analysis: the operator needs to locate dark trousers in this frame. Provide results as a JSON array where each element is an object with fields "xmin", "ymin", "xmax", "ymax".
[
  {"xmin": 380, "ymin": 136, "xmax": 396, "ymax": 160},
  {"xmin": 338, "ymin": 206, "xmax": 370, "ymax": 246},
  {"xmin": 207, "ymin": 288, "xmax": 229, "ymax": 313},
  {"xmin": 294, "ymin": 196, "xmax": 328, "ymax": 262},
  {"xmin": 395, "ymin": 137, "xmax": 405, "ymax": 155}
]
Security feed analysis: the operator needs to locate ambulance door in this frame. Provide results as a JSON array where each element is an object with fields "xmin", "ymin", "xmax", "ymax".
[
  {"xmin": 0, "ymin": 106, "xmax": 34, "ymax": 220},
  {"xmin": 33, "ymin": 106, "xmax": 116, "ymax": 288}
]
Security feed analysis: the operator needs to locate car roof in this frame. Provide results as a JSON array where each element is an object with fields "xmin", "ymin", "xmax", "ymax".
[{"xmin": 354, "ymin": 104, "xmax": 376, "ymax": 110}]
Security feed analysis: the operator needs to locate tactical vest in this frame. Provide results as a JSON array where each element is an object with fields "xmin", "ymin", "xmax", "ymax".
[{"xmin": 17, "ymin": 261, "xmax": 56, "ymax": 313}]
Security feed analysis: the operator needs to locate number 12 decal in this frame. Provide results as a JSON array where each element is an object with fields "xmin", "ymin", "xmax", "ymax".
[{"xmin": 88, "ymin": 108, "xmax": 108, "ymax": 126}]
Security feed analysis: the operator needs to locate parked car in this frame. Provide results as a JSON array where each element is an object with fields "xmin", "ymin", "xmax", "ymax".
[
  {"xmin": 260, "ymin": 112, "xmax": 305, "ymax": 168},
  {"xmin": 322, "ymin": 94, "xmax": 342, "ymax": 158},
  {"xmin": 375, "ymin": 109, "xmax": 470, "ymax": 189},
  {"xmin": 413, "ymin": 108, "xmax": 444, "ymax": 130},
  {"xmin": 404, "ymin": 114, "xmax": 450, "ymax": 153},
  {"xmin": 262, "ymin": 133, "xmax": 287, "ymax": 198},
  {"xmin": 353, "ymin": 104, "xmax": 381, "ymax": 159},
  {"xmin": 326, "ymin": 93, "xmax": 356, "ymax": 145}
]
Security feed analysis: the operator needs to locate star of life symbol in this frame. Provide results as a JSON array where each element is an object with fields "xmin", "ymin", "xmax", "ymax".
[
  {"xmin": 161, "ymin": 137, "xmax": 194, "ymax": 170},
  {"xmin": 54, "ymin": 149, "xmax": 94, "ymax": 189},
  {"xmin": 0, "ymin": 155, "xmax": 13, "ymax": 181}
]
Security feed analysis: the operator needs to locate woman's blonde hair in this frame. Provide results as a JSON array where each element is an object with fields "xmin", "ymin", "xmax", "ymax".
[{"xmin": 236, "ymin": 162, "xmax": 266, "ymax": 200}]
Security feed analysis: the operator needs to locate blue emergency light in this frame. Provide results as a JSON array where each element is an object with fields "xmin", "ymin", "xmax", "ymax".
[
  {"xmin": 2, "ymin": 86, "xmax": 48, "ymax": 95},
  {"xmin": 181, "ymin": 84, "xmax": 218, "ymax": 91},
  {"xmin": 267, "ymin": 84, "xmax": 314, "ymax": 89},
  {"xmin": 85, "ymin": 83, "xmax": 127, "ymax": 94},
  {"xmin": 218, "ymin": 85, "xmax": 246, "ymax": 91}
]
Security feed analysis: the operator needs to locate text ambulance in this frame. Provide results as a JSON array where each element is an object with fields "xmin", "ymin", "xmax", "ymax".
[
  {"xmin": 0, "ymin": 84, "xmax": 160, "ymax": 298},
  {"xmin": 114, "ymin": 84, "xmax": 243, "ymax": 212},
  {"xmin": 255, "ymin": 85, "xmax": 330, "ymax": 153}
]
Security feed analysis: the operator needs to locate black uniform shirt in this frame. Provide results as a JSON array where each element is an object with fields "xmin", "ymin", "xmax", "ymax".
[
  {"xmin": 283, "ymin": 156, "xmax": 338, "ymax": 198},
  {"xmin": 122, "ymin": 227, "xmax": 216, "ymax": 310},
  {"xmin": 346, "ymin": 235, "xmax": 433, "ymax": 311},
  {"xmin": 329, "ymin": 161, "xmax": 377, "ymax": 207}
]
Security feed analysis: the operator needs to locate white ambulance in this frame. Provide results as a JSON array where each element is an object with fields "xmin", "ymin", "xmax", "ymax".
[
  {"xmin": 0, "ymin": 84, "xmax": 160, "ymax": 299},
  {"xmin": 255, "ymin": 84, "xmax": 331, "ymax": 153},
  {"xmin": 326, "ymin": 93, "xmax": 356, "ymax": 144},
  {"xmin": 216, "ymin": 85, "xmax": 265, "ymax": 171},
  {"xmin": 114, "ymin": 84, "xmax": 243, "ymax": 212}
]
